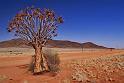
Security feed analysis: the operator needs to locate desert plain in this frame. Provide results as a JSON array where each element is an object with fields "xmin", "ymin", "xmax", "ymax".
[{"xmin": 0, "ymin": 48, "xmax": 124, "ymax": 83}]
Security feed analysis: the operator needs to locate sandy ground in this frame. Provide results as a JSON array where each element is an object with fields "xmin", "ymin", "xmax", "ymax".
[{"xmin": 0, "ymin": 49, "xmax": 124, "ymax": 83}]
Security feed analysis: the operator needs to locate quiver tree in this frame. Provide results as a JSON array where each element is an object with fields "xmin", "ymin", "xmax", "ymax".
[{"xmin": 8, "ymin": 7, "xmax": 63, "ymax": 74}]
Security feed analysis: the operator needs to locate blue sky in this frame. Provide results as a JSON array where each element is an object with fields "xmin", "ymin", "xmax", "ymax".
[{"xmin": 0, "ymin": 0, "xmax": 124, "ymax": 48}]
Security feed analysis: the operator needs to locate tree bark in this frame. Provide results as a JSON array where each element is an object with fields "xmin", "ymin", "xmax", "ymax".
[
  {"xmin": 34, "ymin": 46, "xmax": 43, "ymax": 73},
  {"xmin": 42, "ymin": 53, "xmax": 49, "ymax": 71},
  {"xmin": 33, "ymin": 46, "xmax": 49, "ymax": 74}
]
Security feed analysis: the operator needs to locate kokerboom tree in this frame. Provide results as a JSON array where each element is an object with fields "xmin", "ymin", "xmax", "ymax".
[{"xmin": 8, "ymin": 7, "xmax": 63, "ymax": 74}]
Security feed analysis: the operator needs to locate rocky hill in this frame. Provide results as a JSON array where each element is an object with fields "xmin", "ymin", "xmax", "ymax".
[{"xmin": 0, "ymin": 39, "xmax": 108, "ymax": 49}]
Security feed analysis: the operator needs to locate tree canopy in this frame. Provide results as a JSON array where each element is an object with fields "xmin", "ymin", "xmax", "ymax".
[{"xmin": 8, "ymin": 7, "xmax": 63, "ymax": 48}]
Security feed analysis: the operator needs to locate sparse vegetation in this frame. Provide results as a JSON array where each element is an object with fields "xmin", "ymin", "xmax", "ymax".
[
  {"xmin": 71, "ymin": 55, "xmax": 124, "ymax": 82},
  {"xmin": 0, "ymin": 48, "xmax": 34, "ymax": 56},
  {"xmin": 0, "ymin": 49, "xmax": 124, "ymax": 83},
  {"xmin": 0, "ymin": 75, "xmax": 7, "ymax": 81}
]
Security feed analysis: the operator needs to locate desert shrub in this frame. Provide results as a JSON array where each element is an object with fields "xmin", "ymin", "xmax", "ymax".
[
  {"xmin": 29, "ymin": 55, "xmax": 35, "ymax": 72},
  {"xmin": 29, "ymin": 48, "xmax": 60, "ymax": 72},
  {"xmin": 43, "ymin": 48, "xmax": 60, "ymax": 72}
]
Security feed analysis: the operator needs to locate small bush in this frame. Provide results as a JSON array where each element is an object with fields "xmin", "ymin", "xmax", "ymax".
[{"xmin": 43, "ymin": 48, "xmax": 60, "ymax": 72}]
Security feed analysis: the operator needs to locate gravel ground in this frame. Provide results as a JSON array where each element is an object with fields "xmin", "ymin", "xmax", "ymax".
[{"xmin": 71, "ymin": 55, "xmax": 124, "ymax": 83}]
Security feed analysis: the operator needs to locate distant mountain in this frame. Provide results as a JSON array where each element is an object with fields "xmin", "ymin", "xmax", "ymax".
[
  {"xmin": 82, "ymin": 42, "xmax": 107, "ymax": 48},
  {"xmin": 0, "ymin": 38, "xmax": 108, "ymax": 49},
  {"xmin": 47, "ymin": 40, "xmax": 81, "ymax": 48},
  {"xmin": 0, "ymin": 39, "xmax": 28, "ymax": 48}
]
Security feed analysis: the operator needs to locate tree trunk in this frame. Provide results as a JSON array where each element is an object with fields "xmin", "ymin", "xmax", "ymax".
[
  {"xmin": 33, "ymin": 46, "xmax": 49, "ymax": 74},
  {"xmin": 34, "ymin": 46, "xmax": 43, "ymax": 74},
  {"xmin": 42, "ymin": 53, "xmax": 49, "ymax": 71}
]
